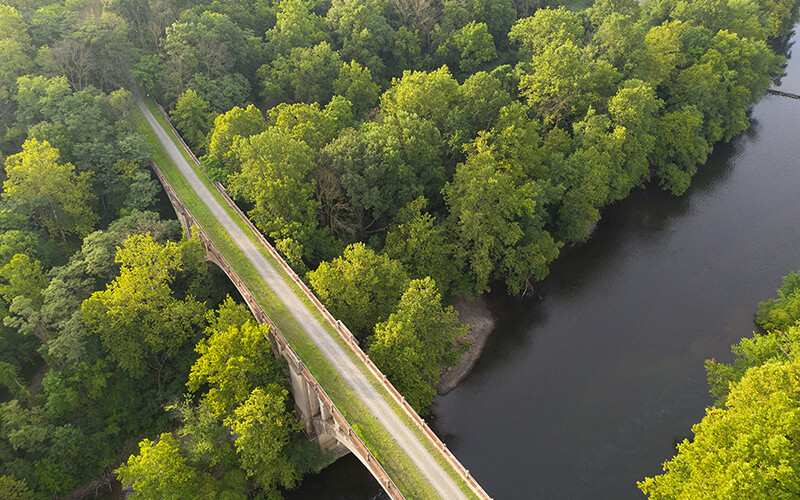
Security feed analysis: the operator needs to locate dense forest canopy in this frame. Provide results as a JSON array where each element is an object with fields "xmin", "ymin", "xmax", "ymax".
[{"xmin": 0, "ymin": 0, "xmax": 798, "ymax": 496}]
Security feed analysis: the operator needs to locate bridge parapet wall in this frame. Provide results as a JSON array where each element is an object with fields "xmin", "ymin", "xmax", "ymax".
[{"xmin": 152, "ymin": 100, "xmax": 491, "ymax": 500}]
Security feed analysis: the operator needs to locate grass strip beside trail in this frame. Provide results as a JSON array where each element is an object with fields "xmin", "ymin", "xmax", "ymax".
[{"xmin": 133, "ymin": 102, "xmax": 480, "ymax": 499}]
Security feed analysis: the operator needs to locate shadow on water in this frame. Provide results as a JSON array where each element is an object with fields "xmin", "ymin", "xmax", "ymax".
[{"xmin": 283, "ymin": 454, "xmax": 388, "ymax": 500}]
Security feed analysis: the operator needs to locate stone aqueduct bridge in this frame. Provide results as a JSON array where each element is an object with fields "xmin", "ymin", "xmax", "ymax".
[{"xmin": 144, "ymin": 101, "xmax": 491, "ymax": 500}]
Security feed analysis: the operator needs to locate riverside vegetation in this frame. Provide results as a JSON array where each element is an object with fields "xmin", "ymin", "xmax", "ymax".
[
  {"xmin": 0, "ymin": 0, "xmax": 798, "ymax": 497},
  {"xmin": 639, "ymin": 269, "xmax": 800, "ymax": 498}
]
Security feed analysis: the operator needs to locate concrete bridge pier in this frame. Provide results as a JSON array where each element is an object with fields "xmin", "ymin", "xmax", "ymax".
[{"xmin": 285, "ymin": 357, "xmax": 351, "ymax": 461}]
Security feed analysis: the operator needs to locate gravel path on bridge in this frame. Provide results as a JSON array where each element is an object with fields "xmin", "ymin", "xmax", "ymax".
[{"xmin": 138, "ymin": 101, "xmax": 468, "ymax": 500}]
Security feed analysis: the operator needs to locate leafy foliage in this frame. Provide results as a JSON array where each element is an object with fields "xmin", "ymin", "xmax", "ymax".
[
  {"xmin": 369, "ymin": 277, "xmax": 466, "ymax": 411},
  {"xmin": 187, "ymin": 319, "xmax": 283, "ymax": 418},
  {"xmin": 641, "ymin": 358, "xmax": 800, "ymax": 499},
  {"xmin": 225, "ymin": 387, "xmax": 302, "ymax": 492},
  {"xmin": 757, "ymin": 271, "xmax": 800, "ymax": 333},
  {"xmin": 81, "ymin": 233, "xmax": 205, "ymax": 378},
  {"xmin": 309, "ymin": 243, "xmax": 409, "ymax": 338},
  {"xmin": 117, "ymin": 433, "xmax": 212, "ymax": 500},
  {"xmin": 3, "ymin": 0, "xmax": 799, "ymax": 495},
  {"xmin": 644, "ymin": 269, "xmax": 800, "ymax": 498},
  {"xmin": 170, "ymin": 89, "xmax": 213, "ymax": 155},
  {"xmin": 3, "ymin": 139, "xmax": 96, "ymax": 243}
]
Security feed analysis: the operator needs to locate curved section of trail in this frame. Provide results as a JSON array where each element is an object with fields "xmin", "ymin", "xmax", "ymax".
[{"xmin": 137, "ymin": 101, "xmax": 468, "ymax": 500}]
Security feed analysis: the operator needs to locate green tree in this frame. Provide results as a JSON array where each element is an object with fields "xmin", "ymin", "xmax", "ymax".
[
  {"xmin": 640, "ymin": 359, "xmax": 800, "ymax": 499},
  {"xmin": 444, "ymin": 146, "xmax": 557, "ymax": 294},
  {"xmin": 188, "ymin": 73, "xmax": 252, "ymax": 114},
  {"xmin": 380, "ymin": 66, "xmax": 459, "ymax": 131},
  {"xmin": 333, "ymin": 60, "xmax": 380, "ymax": 117},
  {"xmin": 467, "ymin": 0, "xmax": 515, "ymax": 47},
  {"xmin": 202, "ymin": 104, "xmax": 268, "ymax": 182},
  {"xmin": 0, "ymin": 361, "xmax": 28, "ymax": 399},
  {"xmin": 368, "ymin": 277, "xmax": 466, "ymax": 411},
  {"xmin": 3, "ymin": 138, "xmax": 97, "ymax": 242},
  {"xmin": 446, "ymin": 71, "xmax": 512, "ymax": 150},
  {"xmin": 81, "ymin": 234, "xmax": 205, "ymax": 378},
  {"xmin": 14, "ymin": 75, "xmax": 152, "ymax": 218},
  {"xmin": 229, "ymin": 128, "xmax": 320, "ymax": 256},
  {"xmin": 41, "ymin": 10, "xmax": 135, "ymax": 92},
  {"xmin": 259, "ymin": 41, "xmax": 343, "ymax": 105},
  {"xmin": 187, "ymin": 320, "xmax": 283, "ymax": 418},
  {"xmin": 0, "ymin": 475, "xmax": 34, "ymax": 499},
  {"xmin": 318, "ymin": 115, "xmax": 444, "ymax": 236},
  {"xmin": 519, "ymin": 41, "xmax": 589, "ymax": 126},
  {"xmin": 308, "ymin": 243, "xmax": 409, "ymax": 339},
  {"xmin": 384, "ymin": 197, "xmax": 460, "ymax": 295},
  {"xmin": 591, "ymin": 13, "xmax": 649, "ymax": 77},
  {"xmin": 116, "ymin": 433, "xmax": 211, "ymax": 500},
  {"xmin": 326, "ymin": 0, "xmax": 396, "ymax": 80},
  {"xmin": 170, "ymin": 399, "xmax": 238, "ymax": 469},
  {"xmin": 267, "ymin": 98, "xmax": 354, "ymax": 152},
  {"xmin": 0, "ymin": 254, "xmax": 47, "ymax": 309},
  {"xmin": 265, "ymin": 0, "xmax": 329, "ymax": 56},
  {"xmin": 757, "ymin": 271, "xmax": 800, "ymax": 333},
  {"xmin": 0, "ymin": 4, "xmax": 35, "ymax": 154},
  {"xmin": 706, "ymin": 324, "xmax": 800, "ymax": 404},
  {"xmin": 163, "ymin": 10, "xmax": 255, "ymax": 85},
  {"xmin": 607, "ymin": 79, "xmax": 663, "ymax": 198},
  {"xmin": 652, "ymin": 106, "xmax": 709, "ymax": 195},
  {"xmin": 224, "ymin": 387, "xmax": 301, "ymax": 492},
  {"xmin": 638, "ymin": 20, "xmax": 684, "ymax": 87},
  {"xmin": 452, "ymin": 21, "xmax": 496, "ymax": 74},
  {"xmin": 170, "ymin": 89, "xmax": 213, "ymax": 154},
  {"xmin": 481, "ymin": 102, "xmax": 547, "ymax": 180},
  {"xmin": 509, "ymin": 7, "xmax": 584, "ymax": 59}
]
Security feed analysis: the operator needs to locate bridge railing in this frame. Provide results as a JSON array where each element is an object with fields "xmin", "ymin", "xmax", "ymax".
[
  {"xmin": 153, "ymin": 101, "xmax": 491, "ymax": 500},
  {"xmin": 149, "ymin": 159, "xmax": 404, "ymax": 499}
]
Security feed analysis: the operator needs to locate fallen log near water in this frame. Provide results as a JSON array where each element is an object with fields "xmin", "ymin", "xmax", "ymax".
[{"xmin": 766, "ymin": 88, "xmax": 800, "ymax": 99}]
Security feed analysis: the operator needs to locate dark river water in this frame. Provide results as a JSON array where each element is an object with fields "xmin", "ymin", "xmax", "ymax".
[{"xmin": 288, "ymin": 27, "xmax": 800, "ymax": 500}]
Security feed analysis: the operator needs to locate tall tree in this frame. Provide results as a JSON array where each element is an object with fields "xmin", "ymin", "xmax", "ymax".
[
  {"xmin": 326, "ymin": 0, "xmax": 397, "ymax": 80},
  {"xmin": 224, "ymin": 387, "xmax": 302, "ymax": 492},
  {"xmin": 116, "ymin": 433, "xmax": 212, "ymax": 500},
  {"xmin": 333, "ymin": 60, "xmax": 380, "ymax": 117},
  {"xmin": 757, "ymin": 271, "xmax": 800, "ymax": 333},
  {"xmin": 640, "ymin": 358, "xmax": 800, "ymax": 499},
  {"xmin": 229, "ymin": 128, "xmax": 321, "ymax": 256},
  {"xmin": 380, "ymin": 66, "xmax": 459, "ymax": 131},
  {"xmin": 368, "ymin": 277, "xmax": 466, "ymax": 411},
  {"xmin": 3, "ymin": 139, "xmax": 97, "ymax": 242},
  {"xmin": 444, "ymin": 146, "xmax": 558, "ymax": 294},
  {"xmin": 384, "ymin": 197, "xmax": 460, "ymax": 295},
  {"xmin": 81, "ymin": 234, "xmax": 205, "ymax": 379},
  {"xmin": 170, "ymin": 89, "xmax": 213, "ymax": 154},
  {"xmin": 259, "ymin": 41, "xmax": 343, "ymax": 105},
  {"xmin": 202, "ymin": 104, "xmax": 268, "ymax": 182},
  {"xmin": 187, "ymin": 320, "xmax": 283, "ymax": 418},
  {"xmin": 308, "ymin": 243, "xmax": 409, "ymax": 339}
]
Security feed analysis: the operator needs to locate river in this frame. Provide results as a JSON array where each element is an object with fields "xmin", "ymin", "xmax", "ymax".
[{"xmin": 287, "ymin": 24, "xmax": 800, "ymax": 500}]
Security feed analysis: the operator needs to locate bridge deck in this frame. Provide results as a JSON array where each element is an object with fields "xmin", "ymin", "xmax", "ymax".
[{"xmin": 135, "ymin": 99, "xmax": 483, "ymax": 499}]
